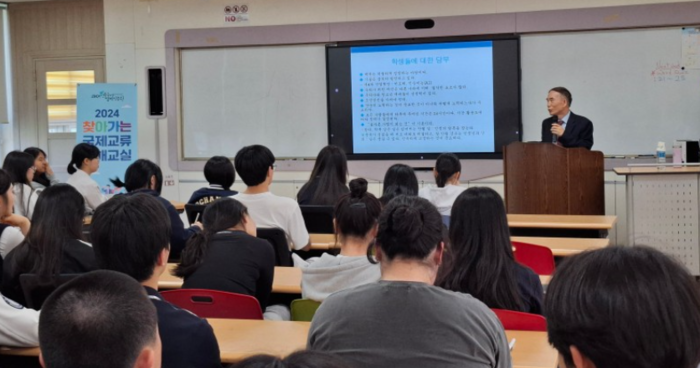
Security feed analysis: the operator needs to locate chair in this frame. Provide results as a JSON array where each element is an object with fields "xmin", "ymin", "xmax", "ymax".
[
  {"xmin": 492, "ymin": 308, "xmax": 547, "ymax": 331},
  {"xmin": 19, "ymin": 274, "xmax": 80, "ymax": 310},
  {"xmin": 184, "ymin": 203, "xmax": 208, "ymax": 226},
  {"xmin": 511, "ymin": 241, "xmax": 556, "ymax": 275},
  {"xmin": 256, "ymin": 228, "xmax": 293, "ymax": 266},
  {"xmin": 300, "ymin": 205, "xmax": 334, "ymax": 234},
  {"xmin": 290, "ymin": 299, "xmax": 322, "ymax": 321},
  {"xmin": 159, "ymin": 289, "xmax": 263, "ymax": 319}
]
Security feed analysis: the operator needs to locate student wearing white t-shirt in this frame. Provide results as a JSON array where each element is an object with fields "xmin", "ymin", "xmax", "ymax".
[
  {"xmin": 232, "ymin": 145, "xmax": 310, "ymax": 251},
  {"xmin": 418, "ymin": 153, "xmax": 466, "ymax": 217}
]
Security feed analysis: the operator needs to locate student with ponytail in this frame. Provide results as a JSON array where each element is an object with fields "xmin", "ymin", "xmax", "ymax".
[
  {"xmin": 418, "ymin": 152, "xmax": 466, "ymax": 216},
  {"xmin": 65, "ymin": 143, "xmax": 105, "ymax": 214},
  {"xmin": 308, "ymin": 195, "xmax": 510, "ymax": 368},
  {"xmin": 175, "ymin": 197, "xmax": 274, "ymax": 309},
  {"xmin": 2, "ymin": 151, "xmax": 40, "ymax": 219},
  {"xmin": 0, "ymin": 169, "xmax": 30, "ymax": 259},
  {"xmin": 111, "ymin": 159, "xmax": 201, "ymax": 260},
  {"xmin": 294, "ymin": 178, "xmax": 381, "ymax": 302}
]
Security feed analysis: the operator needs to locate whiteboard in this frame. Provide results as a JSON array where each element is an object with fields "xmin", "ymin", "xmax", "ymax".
[
  {"xmin": 521, "ymin": 27, "xmax": 700, "ymax": 155},
  {"xmin": 180, "ymin": 45, "xmax": 328, "ymax": 159},
  {"xmin": 179, "ymin": 27, "xmax": 700, "ymax": 159}
]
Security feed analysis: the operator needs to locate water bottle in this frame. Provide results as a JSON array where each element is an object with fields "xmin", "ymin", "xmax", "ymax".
[{"xmin": 656, "ymin": 141, "xmax": 666, "ymax": 169}]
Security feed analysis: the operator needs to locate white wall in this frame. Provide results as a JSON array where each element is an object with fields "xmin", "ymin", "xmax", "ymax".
[{"xmin": 103, "ymin": 0, "xmax": 686, "ymax": 243}]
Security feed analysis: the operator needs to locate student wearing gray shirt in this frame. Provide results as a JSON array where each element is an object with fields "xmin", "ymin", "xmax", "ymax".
[{"xmin": 308, "ymin": 195, "xmax": 511, "ymax": 368}]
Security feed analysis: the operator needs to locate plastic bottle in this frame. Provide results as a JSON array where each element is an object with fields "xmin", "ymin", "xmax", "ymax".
[{"xmin": 656, "ymin": 141, "xmax": 666, "ymax": 169}]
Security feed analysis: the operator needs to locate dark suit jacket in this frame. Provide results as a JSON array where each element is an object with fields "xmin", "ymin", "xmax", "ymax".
[{"xmin": 541, "ymin": 112, "xmax": 594, "ymax": 149}]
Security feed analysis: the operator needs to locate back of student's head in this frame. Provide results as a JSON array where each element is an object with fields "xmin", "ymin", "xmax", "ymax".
[
  {"xmin": 380, "ymin": 164, "xmax": 418, "ymax": 205},
  {"xmin": 234, "ymin": 145, "xmax": 275, "ymax": 187},
  {"xmin": 2, "ymin": 150, "xmax": 34, "ymax": 185},
  {"xmin": 299, "ymin": 145, "xmax": 348, "ymax": 205},
  {"xmin": 67, "ymin": 143, "xmax": 100, "ymax": 174},
  {"xmin": 434, "ymin": 153, "xmax": 461, "ymax": 187},
  {"xmin": 176, "ymin": 197, "xmax": 249, "ymax": 278},
  {"xmin": 545, "ymin": 246, "xmax": 700, "ymax": 368},
  {"xmin": 17, "ymin": 184, "xmax": 85, "ymax": 282},
  {"xmin": 333, "ymin": 178, "xmax": 381, "ymax": 239},
  {"xmin": 436, "ymin": 187, "xmax": 523, "ymax": 310},
  {"xmin": 376, "ymin": 195, "xmax": 442, "ymax": 261},
  {"xmin": 204, "ymin": 156, "xmax": 235, "ymax": 190},
  {"xmin": 91, "ymin": 194, "xmax": 171, "ymax": 282},
  {"xmin": 39, "ymin": 270, "xmax": 159, "ymax": 368},
  {"xmin": 231, "ymin": 350, "xmax": 355, "ymax": 368},
  {"xmin": 110, "ymin": 159, "xmax": 163, "ymax": 194}
]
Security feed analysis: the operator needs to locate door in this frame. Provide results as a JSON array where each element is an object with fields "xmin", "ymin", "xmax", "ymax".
[{"xmin": 35, "ymin": 58, "xmax": 105, "ymax": 181}]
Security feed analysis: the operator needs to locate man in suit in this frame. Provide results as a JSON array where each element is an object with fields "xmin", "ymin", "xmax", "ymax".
[{"xmin": 541, "ymin": 87, "xmax": 593, "ymax": 149}]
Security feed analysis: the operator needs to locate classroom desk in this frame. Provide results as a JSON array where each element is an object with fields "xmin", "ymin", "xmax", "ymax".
[
  {"xmin": 512, "ymin": 236, "xmax": 609, "ymax": 256},
  {"xmin": 508, "ymin": 214, "xmax": 617, "ymax": 238},
  {"xmin": 83, "ymin": 200, "xmax": 186, "ymax": 225},
  {"xmin": 309, "ymin": 233, "xmax": 339, "ymax": 250},
  {"xmin": 159, "ymin": 264, "xmax": 302, "ymax": 294},
  {"xmin": 0, "ymin": 321, "xmax": 556, "ymax": 368}
]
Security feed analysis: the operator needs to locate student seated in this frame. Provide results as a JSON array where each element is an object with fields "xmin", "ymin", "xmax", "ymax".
[
  {"xmin": 39, "ymin": 270, "xmax": 161, "ymax": 368},
  {"xmin": 545, "ymin": 246, "xmax": 700, "ymax": 368},
  {"xmin": 2, "ymin": 184, "xmax": 97, "ymax": 306},
  {"xmin": 232, "ymin": 351, "xmax": 355, "ymax": 368},
  {"xmin": 436, "ymin": 187, "xmax": 543, "ymax": 314},
  {"xmin": 2, "ymin": 151, "xmax": 40, "ymax": 219},
  {"xmin": 232, "ymin": 145, "xmax": 310, "ymax": 251},
  {"xmin": 65, "ymin": 143, "xmax": 105, "ymax": 214},
  {"xmin": 24, "ymin": 147, "xmax": 59, "ymax": 190},
  {"xmin": 111, "ymin": 159, "xmax": 201, "ymax": 260},
  {"xmin": 308, "ymin": 195, "xmax": 511, "ymax": 368},
  {"xmin": 175, "ymin": 198, "xmax": 275, "ymax": 310},
  {"xmin": 418, "ymin": 153, "xmax": 465, "ymax": 216},
  {"xmin": 294, "ymin": 178, "xmax": 381, "ymax": 301},
  {"xmin": 0, "ymin": 293, "xmax": 39, "ymax": 347},
  {"xmin": 188, "ymin": 156, "xmax": 238, "ymax": 205},
  {"xmin": 296, "ymin": 145, "xmax": 349, "ymax": 206},
  {"xmin": 379, "ymin": 164, "xmax": 418, "ymax": 206},
  {"xmin": 91, "ymin": 194, "xmax": 221, "ymax": 368},
  {"xmin": 0, "ymin": 169, "xmax": 30, "ymax": 259}
]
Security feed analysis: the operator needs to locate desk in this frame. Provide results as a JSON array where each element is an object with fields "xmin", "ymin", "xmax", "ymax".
[
  {"xmin": 508, "ymin": 214, "xmax": 617, "ymax": 238},
  {"xmin": 159, "ymin": 264, "xmax": 302, "ymax": 294},
  {"xmin": 0, "ymin": 321, "xmax": 556, "ymax": 368},
  {"xmin": 309, "ymin": 233, "xmax": 339, "ymax": 250},
  {"xmin": 511, "ymin": 236, "xmax": 609, "ymax": 257},
  {"xmin": 614, "ymin": 166, "xmax": 700, "ymax": 275}
]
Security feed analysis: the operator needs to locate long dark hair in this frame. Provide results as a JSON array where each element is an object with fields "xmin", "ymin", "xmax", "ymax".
[
  {"xmin": 2, "ymin": 151, "xmax": 35, "ymax": 214},
  {"xmin": 175, "ymin": 198, "xmax": 249, "ymax": 278},
  {"xmin": 297, "ymin": 145, "xmax": 348, "ymax": 205},
  {"xmin": 67, "ymin": 143, "xmax": 100, "ymax": 174},
  {"xmin": 24, "ymin": 147, "xmax": 51, "ymax": 188},
  {"xmin": 110, "ymin": 159, "xmax": 163, "ymax": 194},
  {"xmin": 10, "ymin": 184, "xmax": 85, "ymax": 283},
  {"xmin": 379, "ymin": 164, "xmax": 419, "ymax": 205},
  {"xmin": 436, "ymin": 187, "xmax": 524, "ymax": 311},
  {"xmin": 0, "ymin": 169, "xmax": 12, "ymax": 210}
]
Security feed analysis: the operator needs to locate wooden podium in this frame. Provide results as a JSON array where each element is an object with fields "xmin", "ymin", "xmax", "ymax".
[{"xmin": 504, "ymin": 142, "xmax": 604, "ymax": 215}]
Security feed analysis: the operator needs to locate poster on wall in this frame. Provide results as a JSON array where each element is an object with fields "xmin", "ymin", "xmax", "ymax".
[{"xmin": 76, "ymin": 83, "xmax": 138, "ymax": 196}]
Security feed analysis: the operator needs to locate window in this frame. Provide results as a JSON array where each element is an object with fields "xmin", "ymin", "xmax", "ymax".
[{"xmin": 45, "ymin": 70, "xmax": 95, "ymax": 133}]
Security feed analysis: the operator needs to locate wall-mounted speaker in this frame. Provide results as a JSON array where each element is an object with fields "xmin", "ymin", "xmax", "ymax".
[{"xmin": 146, "ymin": 66, "xmax": 166, "ymax": 119}]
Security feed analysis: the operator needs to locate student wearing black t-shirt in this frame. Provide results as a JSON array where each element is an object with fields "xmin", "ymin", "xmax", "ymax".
[
  {"xmin": 175, "ymin": 197, "xmax": 274, "ymax": 310},
  {"xmin": 188, "ymin": 156, "xmax": 238, "ymax": 205}
]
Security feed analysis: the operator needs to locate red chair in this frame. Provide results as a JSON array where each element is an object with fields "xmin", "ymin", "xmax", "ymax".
[
  {"xmin": 511, "ymin": 241, "xmax": 556, "ymax": 275},
  {"xmin": 492, "ymin": 309, "xmax": 547, "ymax": 331},
  {"xmin": 160, "ymin": 289, "xmax": 263, "ymax": 320}
]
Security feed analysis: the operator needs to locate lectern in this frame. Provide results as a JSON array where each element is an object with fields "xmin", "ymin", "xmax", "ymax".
[{"xmin": 504, "ymin": 142, "xmax": 604, "ymax": 215}]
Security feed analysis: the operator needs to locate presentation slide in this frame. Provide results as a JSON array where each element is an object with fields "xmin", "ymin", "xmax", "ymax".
[{"xmin": 350, "ymin": 41, "xmax": 495, "ymax": 154}]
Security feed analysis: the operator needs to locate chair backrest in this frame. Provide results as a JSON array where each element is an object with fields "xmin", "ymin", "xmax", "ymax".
[
  {"xmin": 511, "ymin": 241, "xmax": 556, "ymax": 275},
  {"xmin": 160, "ymin": 289, "xmax": 263, "ymax": 319},
  {"xmin": 256, "ymin": 228, "xmax": 292, "ymax": 266},
  {"xmin": 290, "ymin": 299, "xmax": 322, "ymax": 321},
  {"xmin": 184, "ymin": 204, "xmax": 208, "ymax": 226},
  {"xmin": 492, "ymin": 308, "xmax": 547, "ymax": 331},
  {"xmin": 19, "ymin": 274, "xmax": 80, "ymax": 310},
  {"xmin": 299, "ymin": 205, "xmax": 334, "ymax": 234}
]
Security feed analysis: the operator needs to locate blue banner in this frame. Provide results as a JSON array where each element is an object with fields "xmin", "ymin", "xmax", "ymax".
[{"xmin": 76, "ymin": 84, "xmax": 137, "ymax": 195}]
